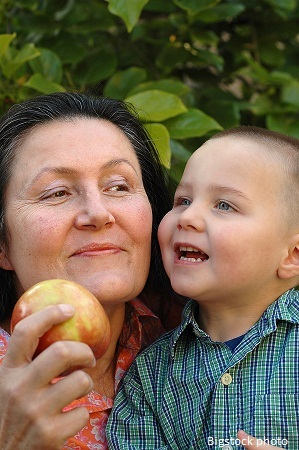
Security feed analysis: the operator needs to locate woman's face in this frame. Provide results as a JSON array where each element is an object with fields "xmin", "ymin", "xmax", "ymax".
[{"xmin": 0, "ymin": 118, "xmax": 152, "ymax": 311}]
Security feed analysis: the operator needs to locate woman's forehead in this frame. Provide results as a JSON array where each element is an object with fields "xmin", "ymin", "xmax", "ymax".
[{"xmin": 8, "ymin": 118, "xmax": 142, "ymax": 186}]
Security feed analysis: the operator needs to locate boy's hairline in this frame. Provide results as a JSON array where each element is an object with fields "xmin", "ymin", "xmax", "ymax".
[{"xmin": 208, "ymin": 126, "xmax": 299, "ymax": 232}]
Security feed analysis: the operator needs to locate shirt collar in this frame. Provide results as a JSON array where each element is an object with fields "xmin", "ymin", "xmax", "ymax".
[{"xmin": 169, "ymin": 289, "xmax": 299, "ymax": 355}]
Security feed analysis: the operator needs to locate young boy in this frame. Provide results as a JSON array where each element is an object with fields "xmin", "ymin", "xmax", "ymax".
[{"xmin": 106, "ymin": 126, "xmax": 299, "ymax": 450}]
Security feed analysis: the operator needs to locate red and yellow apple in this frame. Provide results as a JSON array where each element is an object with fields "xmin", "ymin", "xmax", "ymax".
[{"xmin": 11, "ymin": 279, "xmax": 111, "ymax": 359}]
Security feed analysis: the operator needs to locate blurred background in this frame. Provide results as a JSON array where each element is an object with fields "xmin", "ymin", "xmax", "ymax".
[{"xmin": 1, "ymin": 0, "xmax": 299, "ymax": 180}]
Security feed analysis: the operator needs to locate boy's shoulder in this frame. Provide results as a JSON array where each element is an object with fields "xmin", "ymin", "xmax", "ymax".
[{"xmin": 134, "ymin": 298, "xmax": 196, "ymax": 362}]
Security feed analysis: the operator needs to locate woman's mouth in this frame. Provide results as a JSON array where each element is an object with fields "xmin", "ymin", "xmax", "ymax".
[
  {"xmin": 177, "ymin": 245, "xmax": 209, "ymax": 263},
  {"xmin": 72, "ymin": 243, "xmax": 121, "ymax": 257}
]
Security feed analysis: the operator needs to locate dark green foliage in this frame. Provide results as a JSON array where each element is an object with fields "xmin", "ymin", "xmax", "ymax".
[{"xmin": 1, "ymin": 0, "xmax": 299, "ymax": 180}]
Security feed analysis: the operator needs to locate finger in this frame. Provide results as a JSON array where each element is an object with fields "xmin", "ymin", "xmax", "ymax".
[
  {"xmin": 237, "ymin": 430, "xmax": 282, "ymax": 449},
  {"xmin": 3, "ymin": 304, "xmax": 75, "ymax": 367},
  {"xmin": 28, "ymin": 340, "xmax": 96, "ymax": 387},
  {"xmin": 44, "ymin": 370, "xmax": 94, "ymax": 413},
  {"xmin": 52, "ymin": 406, "xmax": 90, "ymax": 444},
  {"xmin": 7, "ymin": 405, "xmax": 90, "ymax": 450}
]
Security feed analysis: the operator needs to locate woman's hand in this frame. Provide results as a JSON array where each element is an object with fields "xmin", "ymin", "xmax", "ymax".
[
  {"xmin": 0, "ymin": 304, "xmax": 96, "ymax": 450},
  {"xmin": 237, "ymin": 430, "xmax": 284, "ymax": 449}
]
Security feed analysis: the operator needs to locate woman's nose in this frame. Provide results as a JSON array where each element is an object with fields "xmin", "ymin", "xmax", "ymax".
[{"xmin": 74, "ymin": 192, "xmax": 115, "ymax": 230}]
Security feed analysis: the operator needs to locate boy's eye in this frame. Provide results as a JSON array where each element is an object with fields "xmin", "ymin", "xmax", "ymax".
[
  {"xmin": 216, "ymin": 201, "xmax": 232, "ymax": 211},
  {"xmin": 174, "ymin": 197, "xmax": 192, "ymax": 207}
]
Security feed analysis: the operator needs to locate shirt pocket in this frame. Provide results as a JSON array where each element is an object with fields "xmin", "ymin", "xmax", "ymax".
[{"xmin": 250, "ymin": 394, "xmax": 299, "ymax": 448}]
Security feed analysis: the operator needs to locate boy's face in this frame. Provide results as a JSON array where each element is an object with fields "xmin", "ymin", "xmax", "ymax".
[{"xmin": 158, "ymin": 136, "xmax": 294, "ymax": 305}]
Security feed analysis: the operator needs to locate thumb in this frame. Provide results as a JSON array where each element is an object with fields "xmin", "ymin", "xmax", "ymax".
[{"xmin": 237, "ymin": 430, "xmax": 283, "ymax": 449}]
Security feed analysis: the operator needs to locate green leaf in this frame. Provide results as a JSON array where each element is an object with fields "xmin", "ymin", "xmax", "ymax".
[
  {"xmin": 24, "ymin": 74, "xmax": 66, "ymax": 94},
  {"xmin": 163, "ymin": 108, "xmax": 222, "ymax": 139},
  {"xmin": 259, "ymin": 42, "xmax": 284, "ymax": 67},
  {"xmin": 236, "ymin": 54, "xmax": 271, "ymax": 84},
  {"xmin": 144, "ymin": 0, "xmax": 177, "ymax": 13},
  {"xmin": 191, "ymin": 30, "xmax": 219, "ymax": 46},
  {"xmin": 156, "ymin": 43, "xmax": 191, "ymax": 73},
  {"xmin": 13, "ymin": 43, "xmax": 40, "ymax": 65},
  {"xmin": 265, "ymin": 0, "xmax": 297, "ymax": 12},
  {"xmin": 1, "ymin": 43, "xmax": 40, "ymax": 79},
  {"xmin": 50, "ymin": 37, "xmax": 87, "ymax": 65},
  {"xmin": 0, "ymin": 33, "xmax": 16, "ymax": 60},
  {"xmin": 104, "ymin": 67, "xmax": 147, "ymax": 99},
  {"xmin": 144, "ymin": 123, "xmax": 171, "ymax": 168},
  {"xmin": 269, "ymin": 71, "xmax": 295, "ymax": 86},
  {"xmin": 174, "ymin": 0, "xmax": 220, "ymax": 15},
  {"xmin": 169, "ymin": 140, "xmax": 192, "ymax": 183},
  {"xmin": 128, "ymin": 79, "xmax": 190, "ymax": 97},
  {"xmin": 281, "ymin": 83, "xmax": 299, "ymax": 107},
  {"xmin": 195, "ymin": 3, "xmax": 245, "ymax": 22},
  {"xmin": 203, "ymin": 100, "xmax": 240, "ymax": 128},
  {"xmin": 170, "ymin": 139, "xmax": 193, "ymax": 164},
  {"xmin": 250, "ymin": 94, "xmax": 274, "ymax": 116},
  {"xmin": 29, "ymin": 48, "xmax": 63, "ymax": 83},
  {"xmin": 107, "ymin": 0, "xmax": 150, "ymax": 32},
  {"xmin": 194, "ymin": 49, "xmax": 224, "ymax": 72},
  {"xmin": 267, "ymin": 114, "xmax": 299, "ymax": 138},
  {"xmin": 125, "ymin": 90, "xmax": 187, "ymax": 122},
  {"xmin": 54, "ymin": 0, "xmax": 75, "ymax": 21},
  {"xmin": 75, "ymin": 50, "xmax": 117, "ymax": 85}
]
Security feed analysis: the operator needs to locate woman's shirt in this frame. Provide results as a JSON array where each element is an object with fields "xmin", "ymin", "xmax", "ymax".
[{"xmin": 0, "ymin": 298, "xmax": 165, "ymax": 450}]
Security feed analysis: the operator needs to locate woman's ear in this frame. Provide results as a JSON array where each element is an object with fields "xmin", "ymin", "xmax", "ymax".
[
  {"xmin": 278, "ymin": 234, "xmax": 299, "ymax": 279},
  {"xmin": 0, "ymin": 246, "xmax": 14, "ymax": 271}
]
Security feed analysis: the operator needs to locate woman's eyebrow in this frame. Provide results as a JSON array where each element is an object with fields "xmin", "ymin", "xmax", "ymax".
[
  {"xmin": 29, "ymin": 158, "xmax": 139, "ymax": 185},
  {"xmin": 103, "ymin": 158, "xmax": 138, "ymax": 175}
]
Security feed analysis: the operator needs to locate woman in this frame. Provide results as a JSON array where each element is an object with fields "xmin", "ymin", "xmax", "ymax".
[{"xmin": 0, "ymin": 92, "xmax": 183, "ymax": 449}]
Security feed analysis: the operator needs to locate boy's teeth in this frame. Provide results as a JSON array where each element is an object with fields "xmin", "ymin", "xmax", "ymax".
[
  {"xmin": 180, "ymin": 246, "xmax": 199, "ymax": 252},
  {"xmin": 180, "ymin": 256, "xmax": 203, "ymax": 262}
]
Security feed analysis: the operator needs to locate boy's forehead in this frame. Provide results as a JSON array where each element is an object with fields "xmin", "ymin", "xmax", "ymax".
[
  {"xmin": 185, "ymin": 135, "xmax": 285, "ymax": 186},
  {"xmin": 191, "ymin": 135, "xmax": 279, "ymax": 164}
]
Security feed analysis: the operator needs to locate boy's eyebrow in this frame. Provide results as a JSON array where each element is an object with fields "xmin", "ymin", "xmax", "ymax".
[
  {"xmin": 208, "ymin": 184, "xmax": 252, "ymax": 203},
  {"xmin": 176, "ymin": 181, "xmax": 252, "ymax": 203},
  {"xmin": 176, "ymin": 180, "xmax": 191, "ymax": 191}
]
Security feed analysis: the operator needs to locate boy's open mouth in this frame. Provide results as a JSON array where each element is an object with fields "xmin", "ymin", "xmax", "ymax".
[{"xmin": 177, "ymin": 246, "xmax": 209, "ymax": 262}]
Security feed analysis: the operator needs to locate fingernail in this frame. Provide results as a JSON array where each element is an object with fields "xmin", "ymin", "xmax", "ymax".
[{"xmin": 58, "ymin": 304, "xmax": 75, "ymax": 316}]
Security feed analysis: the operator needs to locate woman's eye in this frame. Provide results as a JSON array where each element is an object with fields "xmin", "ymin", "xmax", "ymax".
[
  {"xmin": 53, "ymin": 190, "xmax": 67, "ymax": 197},
  {"xmin": 216, "ymin": 201, "xmax": 232, "ymax": 211},
  {"xmin": 107, "ymin": 183, "xmax": 130, "ymax": 193},
  {"xmin": 44, "ymin": 189, "xmax": 68, "ymax": 199}
]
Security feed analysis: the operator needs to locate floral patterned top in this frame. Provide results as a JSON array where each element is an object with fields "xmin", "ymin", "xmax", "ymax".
[{"xmin": 0, "ymin": 298, "xmax": 165, "ymax": 450}]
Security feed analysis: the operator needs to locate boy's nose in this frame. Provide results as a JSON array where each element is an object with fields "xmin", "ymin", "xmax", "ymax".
[{"xmin": 177, "ymin": 205, "xmax": 205, "ymax": 232}]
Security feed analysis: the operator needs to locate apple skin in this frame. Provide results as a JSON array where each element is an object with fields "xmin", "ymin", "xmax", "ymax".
[{"xmin": 10, "ymin": 279, "xmax": 111, "ymax": 360}]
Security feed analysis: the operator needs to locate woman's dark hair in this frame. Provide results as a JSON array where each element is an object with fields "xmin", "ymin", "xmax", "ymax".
[{"xmin": 0, "ymin": 92, "xmax": 176, "ymax": 323}]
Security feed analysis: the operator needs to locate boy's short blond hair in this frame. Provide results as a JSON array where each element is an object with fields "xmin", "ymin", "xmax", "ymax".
[{"xmin": 210, "ymin": 126, "xmax": 299, "ymax": 228}]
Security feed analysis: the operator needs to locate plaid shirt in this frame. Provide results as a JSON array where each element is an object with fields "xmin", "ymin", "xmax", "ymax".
[{"xmin": 107, "ymin": 289, "xmax": 299, "ymax": 450}]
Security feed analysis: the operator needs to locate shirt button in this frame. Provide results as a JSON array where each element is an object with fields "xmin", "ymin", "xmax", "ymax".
[
  {"xmin": 222, "ymin": 445, "xmax": 233, "ymax": 450},
  {"xmin": 221, "ymin": 373, "xmax": 232, "ymax": 385}
]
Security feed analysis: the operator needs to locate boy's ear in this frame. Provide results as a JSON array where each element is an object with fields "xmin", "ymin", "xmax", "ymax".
[
  {"xmin": 0, "ymin": 246, "xmax": 14, "ymax": 271},
  {"xmin": 278, "ymin": 234, "xmax": 299, "ymax": 279}
]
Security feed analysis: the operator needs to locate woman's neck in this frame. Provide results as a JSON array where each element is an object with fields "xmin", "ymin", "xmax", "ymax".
[{"xmin": 84, "ymin": 302, "xmax": 125, "ymax": 397}]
